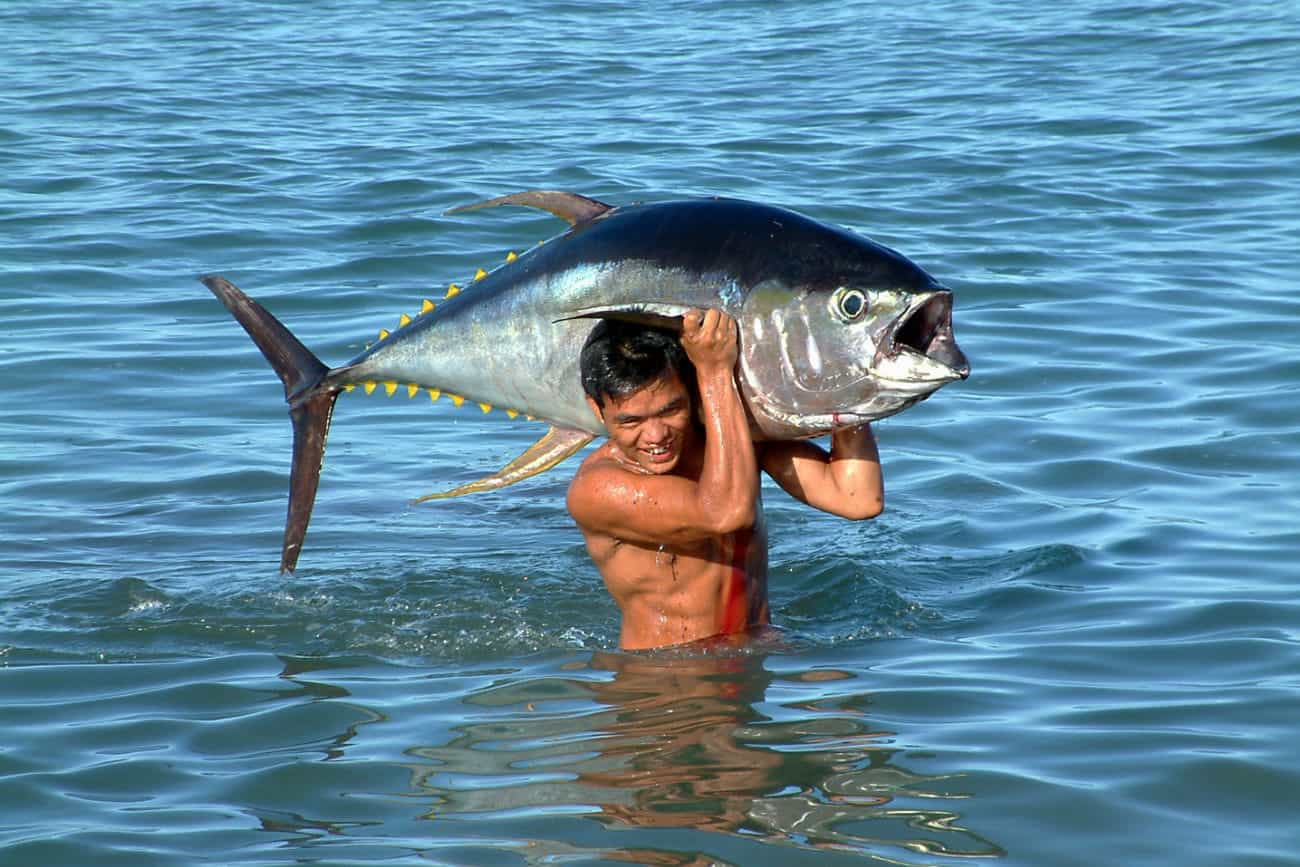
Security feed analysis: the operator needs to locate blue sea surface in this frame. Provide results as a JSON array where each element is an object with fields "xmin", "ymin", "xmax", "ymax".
[{"xmin": 3, "ymin": 1, "xmax": 1298, "ymax": 864}]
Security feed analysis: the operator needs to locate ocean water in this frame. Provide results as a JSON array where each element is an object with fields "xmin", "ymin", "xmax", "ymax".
[{"xmin": 2, "ymin": 0, "xmax": 1298, "ymax": 864}]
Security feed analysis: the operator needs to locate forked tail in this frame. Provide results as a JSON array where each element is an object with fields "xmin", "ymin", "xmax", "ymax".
[{"xmin": 202, "ymin": 275, "xmax": 339, "ymax": 573}]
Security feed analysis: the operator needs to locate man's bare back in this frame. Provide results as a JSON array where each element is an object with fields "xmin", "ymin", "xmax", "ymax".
[{"xmin": 568, "ymin": 309, "xmax": 885, "ymax": 650}]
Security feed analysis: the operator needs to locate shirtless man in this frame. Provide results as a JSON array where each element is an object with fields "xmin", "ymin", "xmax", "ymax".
[{"xmin": 567, "ymin": 308, "xmax": 884, "ymax": 650}]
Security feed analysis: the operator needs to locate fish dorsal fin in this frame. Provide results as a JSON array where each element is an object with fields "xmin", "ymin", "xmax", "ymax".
[
  {"xmin": 410, "ymin": 425, "xmax": 593, "ymax": 503},
  {"xmin": 554, "ymin": 302, "xmax": 695, "ymax": 332},
  {"xmin": 445, "ymin": 190, "xmax": 613, "ymax": 227}
]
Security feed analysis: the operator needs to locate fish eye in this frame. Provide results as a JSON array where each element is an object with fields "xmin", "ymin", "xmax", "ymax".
[{"xmin": 832, "ymin": 288, "xmax": 868, "ymax": 323}]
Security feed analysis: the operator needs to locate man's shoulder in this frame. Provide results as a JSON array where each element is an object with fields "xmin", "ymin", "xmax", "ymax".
[
  {"xmin": 570, "ymin": 444, "xmax": 623, "ymax": 486},
  {"xmin": 567, "ymin": 446, "xmax": 627, "ymax": 516}
]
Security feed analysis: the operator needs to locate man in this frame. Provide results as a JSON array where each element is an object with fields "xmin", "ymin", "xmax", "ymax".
[{"xmin": 567, "ymin": 308, "xmax": 884, "ymax": 650}]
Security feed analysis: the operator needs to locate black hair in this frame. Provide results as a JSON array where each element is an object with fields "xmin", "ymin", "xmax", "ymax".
[{"xmin": 579, "ymin": 320, "xmax": 695, "ymax": 407}]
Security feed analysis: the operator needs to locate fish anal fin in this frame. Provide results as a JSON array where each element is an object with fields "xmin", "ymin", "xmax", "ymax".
[
  {"xmin": 410, "ymin": 426, "xmax": 593, "ymax": 503},
  {"xmin": 445, "ymin": 190, "xmax": 613, "ymax": 227}
]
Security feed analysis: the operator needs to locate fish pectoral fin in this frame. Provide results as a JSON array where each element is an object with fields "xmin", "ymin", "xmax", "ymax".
[
  {"xmin": 553, "ymin": 302, "xmax": 695, "ymax": 332},
  {"xmin": 444, "ymin": 190, "xmax": 613, "ymax": 227},
  {"xmin": 410, "ymin": 425, "xmax": 594, "ymax": 504}
]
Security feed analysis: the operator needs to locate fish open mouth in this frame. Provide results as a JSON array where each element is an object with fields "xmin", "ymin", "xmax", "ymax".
[{"xmin": 889, "ymin": 290, "xmax": 970, "ymax": 379}]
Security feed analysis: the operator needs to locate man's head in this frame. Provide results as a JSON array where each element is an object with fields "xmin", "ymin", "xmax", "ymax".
[{"xmin": 580, "ymin": 321, "xmax": 698, "ymax": 473}]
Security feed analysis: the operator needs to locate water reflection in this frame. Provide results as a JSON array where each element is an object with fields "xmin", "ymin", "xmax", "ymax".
[{"xmin": 405, "ymin": 645, "xmax": 1004, "ymax": 863}]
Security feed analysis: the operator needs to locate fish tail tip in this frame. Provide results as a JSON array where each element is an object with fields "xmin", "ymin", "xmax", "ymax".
[
  {"xmin": 199, "ymin": 273, "xmax": 229, "ymax": 293},
  {"xmin": 199, "ymin": 273, "xmax": 238, "ymax": 289}
]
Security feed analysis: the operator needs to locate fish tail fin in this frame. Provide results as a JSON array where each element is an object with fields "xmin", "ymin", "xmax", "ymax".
[{"xmin": 202, "ymin": 274, "xmax": 338, "ymax": 574}]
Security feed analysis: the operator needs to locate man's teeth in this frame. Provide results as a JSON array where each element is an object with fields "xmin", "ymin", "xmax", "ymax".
[{"xmin": 647, "ymin": 446, "xmax": 668, "ymax": 455}]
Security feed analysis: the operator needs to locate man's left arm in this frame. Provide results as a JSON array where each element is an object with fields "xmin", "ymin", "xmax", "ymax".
[{"xmin": 760, "ymin": 424, "xmax": 884, "ymax": 520}]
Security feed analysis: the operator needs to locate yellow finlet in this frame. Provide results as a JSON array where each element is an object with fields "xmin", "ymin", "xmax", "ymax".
[
  {"xmin": 378, "ymin": 329, "xmax": 390, "ymax": 341},
  {"xmin": 446, "ymin": 283, "xmax": 461, "ymax": 298},
  {"xmin": 399, "ymin": 313, "xmax": 412, "ymax": 327},
  {"xmin": 421, "ymin": 298, "xmax": 436, "ymax": 315},
  {"xmin": 407, "ymin": 383, "xmax": 419, "ymax": 398},
  {"xmin": 505, "ymin": 251, "xmax": 518, "ymax": 263},
  {"xmin": 450, "ymin": 394, "xmax": 465, "ymax": 408},
  {"xmin": 343, "ymin": 383, "xmax": 356, "ymax": 392},
  {"xmin": 506, "ymin": 409, "xmax": 519, "ymax": 419},
  {"xmin": 473, "ymin": 268, "xmax": 488, "ymax": 281},
  {"xmin": 364, "ymin": 381, "xmax": 377, "ymax": 395},
  {"xmin": 428, "ymin": 388, "xmax": 441, "ymax": 402},
  {"xmin": 478, "ymin": 402, "xmax": 492, "ymax": 414},
  {"xmin": 383, "ymin": 381, "xmax": 398, "ymax": 396}
]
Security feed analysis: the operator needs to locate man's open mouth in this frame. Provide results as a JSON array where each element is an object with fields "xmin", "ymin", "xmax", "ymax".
[{"xmin": 888, "ymin": 290, "xmax": 970, "ymax": 379}]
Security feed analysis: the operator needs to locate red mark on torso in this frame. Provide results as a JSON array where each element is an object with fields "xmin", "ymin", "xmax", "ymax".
[{"xmin": 718, "ymin": 527, "xmax": 752, "ymax": 636}]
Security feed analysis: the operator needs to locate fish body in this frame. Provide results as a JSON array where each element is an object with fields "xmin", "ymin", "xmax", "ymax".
[{"xmin": 205, "ymin": 191, "xmax": 969, "ymax": 571}]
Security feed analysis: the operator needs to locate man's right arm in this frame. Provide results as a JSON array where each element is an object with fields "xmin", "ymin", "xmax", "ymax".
[{"xmin": 682, "ymin": 308, "xmax": 759, "ymax": 534}]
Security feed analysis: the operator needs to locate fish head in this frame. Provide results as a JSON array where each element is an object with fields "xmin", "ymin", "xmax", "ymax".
[{"xmin": 736, "ymin": 278, "xmax": 970, "ymax": 438}]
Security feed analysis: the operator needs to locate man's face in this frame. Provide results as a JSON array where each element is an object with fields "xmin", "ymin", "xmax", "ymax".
[{"xmin": 587, "ymin": 372, "xmax": 695, "ymax": 474}]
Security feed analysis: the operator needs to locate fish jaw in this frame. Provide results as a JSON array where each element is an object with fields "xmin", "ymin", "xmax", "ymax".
[
  {"xmin": 829, "ymin": 289, "xmax": 969, "ymax": 422},
  {"xmin": 872, "ymin": 289, "xmax": 970, "ymax": 385}
]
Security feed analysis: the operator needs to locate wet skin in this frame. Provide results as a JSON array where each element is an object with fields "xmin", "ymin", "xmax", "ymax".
[{"xmin": 567, "ymin": 309, "xmax": 885, "ymax": 650}]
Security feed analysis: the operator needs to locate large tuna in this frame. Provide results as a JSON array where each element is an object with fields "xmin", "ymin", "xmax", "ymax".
[{"xmin": 205, "ymin": 190, "xmax": 969, "ymax": 572}]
